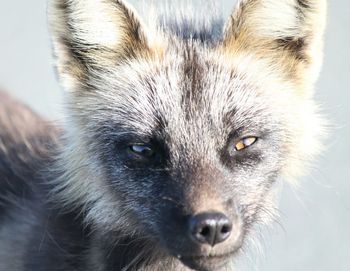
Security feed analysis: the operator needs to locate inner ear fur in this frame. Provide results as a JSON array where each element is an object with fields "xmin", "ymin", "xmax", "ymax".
[
  {"xmin": 222, "ymin": 0, "xmax": 327, "ymax": 85},
  {"xmin": 48, "ymin": 0, "xmax": 151, "ymax": 89}
]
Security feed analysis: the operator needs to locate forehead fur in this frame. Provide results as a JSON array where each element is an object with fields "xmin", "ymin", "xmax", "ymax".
[
  {"xmin": 70, "ymin": 42, "xmax": 292, "ymax": 156},
  {"xmin": 73, "ymin": 44, "xmax": 282, "ymax": 131}
]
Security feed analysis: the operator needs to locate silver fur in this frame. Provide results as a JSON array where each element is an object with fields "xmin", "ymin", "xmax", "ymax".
[{"xmin": 0, "ymin": 1, "xmax": 327, "ymax": 271}]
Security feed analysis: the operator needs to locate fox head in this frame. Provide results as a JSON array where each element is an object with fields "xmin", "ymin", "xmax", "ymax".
[{"xmin": 49, "ymin": 0, "xmax": 326, "ymax": 270}]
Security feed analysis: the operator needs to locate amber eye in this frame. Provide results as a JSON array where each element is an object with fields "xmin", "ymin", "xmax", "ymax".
[
  {"xmin": 234, "ymin": 137, "xmax": 258, "ymax": 151},
  {"xmin": 130, "ymin": 145, "xmax": 155, "ymax": 157}
]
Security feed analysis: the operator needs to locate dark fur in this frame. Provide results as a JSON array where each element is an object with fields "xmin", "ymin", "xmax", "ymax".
[
  {"xmin": 0, "ymin": 93, "xmax": 83, "ymax": 270},
  {"xmin": 0, "ymin": 93, "xmax": 160, "ymax": 271}
]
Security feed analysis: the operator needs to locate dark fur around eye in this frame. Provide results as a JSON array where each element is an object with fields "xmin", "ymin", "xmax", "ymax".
[
  {"xmin": 220, "ymin": 135, "xmax": 264, "ymax": 169},
  {"xmin": 113, "ymin": 136, "xmax": 168, "ymax": 169}
]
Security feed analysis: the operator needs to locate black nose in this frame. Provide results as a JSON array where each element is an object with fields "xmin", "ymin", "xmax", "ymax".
[{"xmin": 188, "ymin": 212, "xmax": 232, "ymax": 247}]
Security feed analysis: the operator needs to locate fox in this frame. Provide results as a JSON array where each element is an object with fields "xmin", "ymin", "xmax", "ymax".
[{"xmin": 0, "ymin": 0, "xmax": 327, "ymax": 270}]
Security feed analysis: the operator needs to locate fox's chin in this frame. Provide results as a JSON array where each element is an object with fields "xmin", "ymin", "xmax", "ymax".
[{"xmin": 179, "ymin": 252, "xmax": 235, "ymax": 271}]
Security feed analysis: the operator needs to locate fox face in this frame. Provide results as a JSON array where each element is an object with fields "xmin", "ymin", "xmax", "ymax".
[{"xmin": 49, "ymin": 0, "xmax": 326, "ymax": 270}]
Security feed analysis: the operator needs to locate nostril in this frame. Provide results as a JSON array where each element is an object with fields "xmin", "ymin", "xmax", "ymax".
[
  {"xmin": 216, "ymin": 219, "xmax": 232, "ymax": 243},
  {"xmin": 199, "ymin": 226, "xmax": 211, "ymax": 237},
  {"xmin": 221, "ymin": 225, "xmax": 230, "ymax": 234},
  {"xmin": 189, "ymin": 212, "xmax": 232, "ymax": 247}
]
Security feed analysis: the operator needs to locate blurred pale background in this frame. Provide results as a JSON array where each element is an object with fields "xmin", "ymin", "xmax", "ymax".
[{"xmin": 0, "ymin": 1, "xmax": 349, "ymax": 270}]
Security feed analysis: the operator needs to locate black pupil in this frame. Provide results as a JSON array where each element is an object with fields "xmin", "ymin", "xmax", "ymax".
[{"xmin": 131, "ymin": 145, "xmax": 154, "ymax": 157}]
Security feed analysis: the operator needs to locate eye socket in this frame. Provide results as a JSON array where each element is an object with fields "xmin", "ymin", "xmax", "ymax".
[
  {"xmin": 130, "ymin": 144, "xmax": 156, "ymax": 158},
  {"xmin": 234, "ymin": 137, "xmax": 258, "ymax": 152}
]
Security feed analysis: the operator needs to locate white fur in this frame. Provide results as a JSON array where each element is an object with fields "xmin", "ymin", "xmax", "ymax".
[
  {"xmin": 249, "ymin": 0, "xmax": 302, "ymax": 38},
  {"xmin": 70, "ymin": 0, "xmax": 122, "ymax": 47}
]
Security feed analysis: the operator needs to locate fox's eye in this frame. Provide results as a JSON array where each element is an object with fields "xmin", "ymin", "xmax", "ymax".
[
  {"xmin": 234, "ymin": 137, "xmax": 257, "ymax": 151},
  {"xmin": 130, "ymin": 145, "xmax": 155, "ymax": 157}
]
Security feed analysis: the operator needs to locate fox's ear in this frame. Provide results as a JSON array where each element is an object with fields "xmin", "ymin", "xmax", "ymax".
[
  {"xmin": 48, "ymin": 0, "xmax": 150, "ymax": 90},
  {"xmin": 222, "ymin": 0, "xmax": 327, "ymax": 87}
]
